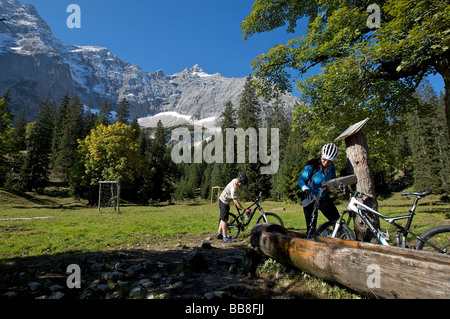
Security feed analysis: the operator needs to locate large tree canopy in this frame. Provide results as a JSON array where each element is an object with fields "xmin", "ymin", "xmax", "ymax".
[
  {"xmin": 77, "ymin": 122, "xmax": 145, "ymax": 186},
  {"xmin": 242, "ymin": 0, "xmax": 450, "ymax": 137}
]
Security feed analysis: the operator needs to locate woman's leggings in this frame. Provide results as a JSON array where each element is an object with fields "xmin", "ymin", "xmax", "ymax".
[{"xmin": 303, "ymin": 195, "xmax": 339, "ymax": 235}]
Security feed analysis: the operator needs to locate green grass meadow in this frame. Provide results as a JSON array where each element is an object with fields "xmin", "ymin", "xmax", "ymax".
[{"xmin": 1, "ymin": 188, "xmax": 449, "ymax": 263}]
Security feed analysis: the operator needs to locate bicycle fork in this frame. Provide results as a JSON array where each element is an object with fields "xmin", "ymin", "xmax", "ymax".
[{"xmin": 331, "ymin": 212, "xmax": 346, "ymax": 238}]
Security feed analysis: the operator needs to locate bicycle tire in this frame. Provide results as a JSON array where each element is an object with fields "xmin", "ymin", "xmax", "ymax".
[
  {"xmin": 415, "ymin": 225, "xmax": 450, "ymax": 254},
  {"xmin": 255, "ymin": 212, "xmax": 284, "ymax": 227},
  {"xmin": 226, "ymin": 212, "xmax": 241, "ymax": 239},
  {"xmin": 316, "ymin": 221, "xmax": 355, "ymax": 241}
]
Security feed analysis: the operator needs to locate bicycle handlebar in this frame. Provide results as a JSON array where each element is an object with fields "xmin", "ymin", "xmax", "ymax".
[
  {"xmin": 353, "ymin": 190, "xmax": 373, "ymax": 199},
  {"xmin": 330, "ymin": 180, "xmax": 373, "ymax": 199},
  {"xmin": 253, "ymin": 191, "xmax": 263, "ymax": 202}
]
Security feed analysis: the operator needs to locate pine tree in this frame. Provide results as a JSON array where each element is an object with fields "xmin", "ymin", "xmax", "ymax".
[
  {"xmin": 7, "ymin": 109, "xmax": 28, "ymax": 188},
  {"xmin": 267, "ymin": 99, "xmax": 292, "ymax": 199},
  {"xmin": 407, "ymin": 82, "xmax": 450, "ymax": 192},
  {"xmin": 219, "ymin": 101, "xmax": 238, "ymax": 185},
  {"xmin": 200, "ymin": 164, "xmax": 213, "ymax": 199},
  {"xmin": 278, "ymin": 128, "xmax": 308, "ymax": 201},
  {"xmin": 11, "ymin": 109, "xmax": 27, "ymax": 152},
  {"xmin": 116, "ymin": 98, "xmax": 130, "ymax": 124},
  {"xmin": 83, "ymin": 105, "xmax": 97, "ymax": 136},
  {"xmin": 96, "ymin": 100, "xmax": 112, "ymax": 126},
  {"xmin": 238, "ymin": 76, "xmax": 260, "ymax": 130},
  {"xmin": 53, "ymin": 95, "xmax": 84, "ymax": 180},
  {"xmin": 52, "ymin": 94, "xmax": 70, "ymax": 159},
  {"xmin": 0, "ymin": 90, "xmax": 14, "ymax": 186},
  {"xmin": 237, "ymin": 75, "xmax": 270, "ymax": 197},
  {"xmin": 21, "ymin": 99, "xmax": 55, "ymax": 191},
  {"xmin": 150, "ymin": 120, "xmax": 171, "ymax": 201},
  {"xmin": 221, "ymin": 101, "xmax": 236, "ymax": 132}
]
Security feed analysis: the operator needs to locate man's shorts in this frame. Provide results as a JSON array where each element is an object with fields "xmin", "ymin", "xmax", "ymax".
[{"xmin": 219, "ymin": 200, "xmax": 230, "ymax": 221}]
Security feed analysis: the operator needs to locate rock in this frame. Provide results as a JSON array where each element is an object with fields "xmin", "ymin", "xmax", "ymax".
[
  {"xmin": 201, "ymin": 241, "xmax": 212, "ymax": 249},
  {"xmin": 152, "ymin": 273, "xmax": 162, "ymax": 280},
  {"xmin": 4, "ymin": 291, "xmax": 17, "ymax": 299},
  {"xmin": 180, "ymin": 251, "xmax": 208, "ymax": 274},
  {"xmin": 141, "ymin": 281, "xmax": 154, "ymax": 289},
  {"xmin": 126, "ymin": 262, "xmax": 149, "ymax": 276},
  {"xmin": 96, "ymin": 284, "xmax": 110, "ymax": 292},
  {"xmin": 28, "ymin": 282, "xmax": 41, "ymax": 291},
  {"xmin": 217, "ymin": 255, "xmax": 242, "ymax": 267},
  {"xmin": 129, "ymin": 287, "xmax": 143, "ymax": 298},
  {"xmin": 225, "ymin": 284, "xmax": 262, "ymax": 298},
  {"xmin": 101, "ymin": 271, "xmax": 124, "ymax": 281},
  {"xmin": 114, "ymin": 262, "xmax": 125, "ymax": 270},
  {"xmin": 48, "ymin": 291, "xmax": 65, "ymax": 299},
  {"xmin": 139, "ymin": 278, "xmax": 150, "ymax": 285},
  {"xmin": 204, "ymin": 291, "xmax": 228, "ymax": 299},
  {"xmin": 80, "ymin": 289, "xmax": 92, "ymax": 299},
  {"xmin": 145, "ymin": 292, "xmax": 156, "ymax": 299},
  {"xmin": 107, "ymin": 291, "xmax": 122, "ymax": 299},
  {"xmin": 90, "ymin": 263, "xmax": 105, "ymax": 272},
  {"xmin": 49, "ymin": 284, "xmax": 64, "ymax": 291},
  {"xmin": 228, "ymin": 263, "xmax": 237, "ymax": 274}
]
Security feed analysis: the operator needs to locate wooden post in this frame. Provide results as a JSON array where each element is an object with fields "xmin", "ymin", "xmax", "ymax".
[
  {"xmin": 335, "ymin": 118, "xmax": 379, "ymax": 243},
  {"xmin": 251, "ymin": 223, "xmax": 450, "ymax": 299},
  {"xmin": 210, "ymin": 186, "xmax": 222, "ymax": 203}
]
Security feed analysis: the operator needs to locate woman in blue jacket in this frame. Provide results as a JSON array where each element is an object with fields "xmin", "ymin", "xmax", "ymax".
[{"xmin": 298, "ymin": 143, "xmax": 340, "ymax": 236}]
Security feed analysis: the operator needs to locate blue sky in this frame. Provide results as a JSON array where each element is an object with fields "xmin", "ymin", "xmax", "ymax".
[
  {"xmin": 23, "ymin": 0, "xmax": 300, "ymax": 77},
  {"xmin": 22, "ymin": 0, "xmax": 445, "ymax": 95}
]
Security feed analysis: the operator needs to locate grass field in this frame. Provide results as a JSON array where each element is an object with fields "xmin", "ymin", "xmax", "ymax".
[{"xmin": 1, "ymin": 187, "xmax": 449, "ymax": 262}]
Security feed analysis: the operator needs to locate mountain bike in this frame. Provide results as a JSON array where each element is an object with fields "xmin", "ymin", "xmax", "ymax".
[
  {"xmin": 316, "ymin": 189, "xmax": 450, "ymax": 255},
  {"xmin": 225, "ymin": 192, "xmax": 284, "ymax": 239}
]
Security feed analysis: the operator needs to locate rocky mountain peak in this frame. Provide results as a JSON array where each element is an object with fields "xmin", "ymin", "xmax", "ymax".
[
  {"xmin": 0, "ymin": 0, "xmax": 63, "ymax": 56},
  {"xmin": 0, "ymin": 0, "xmax": 305, "ymax": 123}
]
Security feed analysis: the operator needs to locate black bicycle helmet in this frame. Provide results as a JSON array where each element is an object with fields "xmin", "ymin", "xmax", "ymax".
[{"xmin": 238, "ymin": 172, "xmax": 247, "ymax": 185}]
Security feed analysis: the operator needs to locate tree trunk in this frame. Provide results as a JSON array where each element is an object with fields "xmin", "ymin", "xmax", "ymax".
[
  {"xmin": 345, "ymin": 127, "xmax": 380, "ymax": 243},
  {"xmin": 434, "ymin": 50, "xmax": 450, "ymax": 138}
]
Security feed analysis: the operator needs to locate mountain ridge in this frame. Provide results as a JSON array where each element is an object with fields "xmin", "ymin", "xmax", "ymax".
[{"xmin": 0, "ymin": 0, "xmax": 304, "ymax": 123}]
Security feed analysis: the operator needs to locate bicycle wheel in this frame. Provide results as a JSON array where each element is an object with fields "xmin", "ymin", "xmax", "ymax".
[
  {"xmin": 226, "ymin": 212, "xmax": 241, "ymax": 239},
  {"xmin": 255, "ymin": 212, "xmax": 284, "ymax": 227},
  {"xmin": 316, "ymin": 221, "xmax": 355, "ymax": 241},
  {"xmin": 415, "ymin": 225, "xmax": 450, "ymax": 254}
]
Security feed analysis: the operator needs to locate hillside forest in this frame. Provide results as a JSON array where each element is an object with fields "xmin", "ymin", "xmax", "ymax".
[{"xmin": 0, "ymin": 75, "xmax": 449, "ymax": 205}]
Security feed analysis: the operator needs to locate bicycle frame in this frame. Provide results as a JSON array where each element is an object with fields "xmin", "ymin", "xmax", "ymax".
[
  {"xmin": 346, "ymin": 195, "xmax": 429, "ymax": 248},
  {"xmin": 234, "ymin": 194, "xmax": 264, "ymax": 227}
]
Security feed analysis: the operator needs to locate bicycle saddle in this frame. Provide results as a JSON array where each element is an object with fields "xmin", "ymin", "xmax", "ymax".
[{"xmin": 401, "ymin": 190, "xmax": 432, "ymax": 197}]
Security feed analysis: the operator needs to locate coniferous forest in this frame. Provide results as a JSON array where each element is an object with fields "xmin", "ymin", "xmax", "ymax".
[{"xmin": 0, "ymin": 76, "xmax": 449, "ymax": 205}]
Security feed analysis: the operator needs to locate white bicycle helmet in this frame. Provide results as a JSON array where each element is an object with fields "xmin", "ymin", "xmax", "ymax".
[{"xmin": 321, "ymin": 143, "xmax": 339, "ymax": 161}]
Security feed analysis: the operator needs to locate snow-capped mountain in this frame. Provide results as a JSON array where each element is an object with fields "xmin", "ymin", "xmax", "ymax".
[{"xmin": 0, "ymin": 0, "xmax": 304, "ymax": 124}]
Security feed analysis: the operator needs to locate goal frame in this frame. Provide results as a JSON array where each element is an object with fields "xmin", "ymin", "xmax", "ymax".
[{"xmin": 98, "ymin": 180, "xmax": 120, "ymax": 212}]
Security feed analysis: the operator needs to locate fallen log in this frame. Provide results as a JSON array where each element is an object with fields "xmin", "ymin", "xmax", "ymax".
[{"xmin": 250, "ymin": 223, "xmax": 450, "ymax": 299}]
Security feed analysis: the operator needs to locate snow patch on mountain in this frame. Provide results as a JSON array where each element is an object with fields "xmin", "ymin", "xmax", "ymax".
[{"xmin": 138, "ymin": 111, "xmax": 218, "ymax": 128}]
